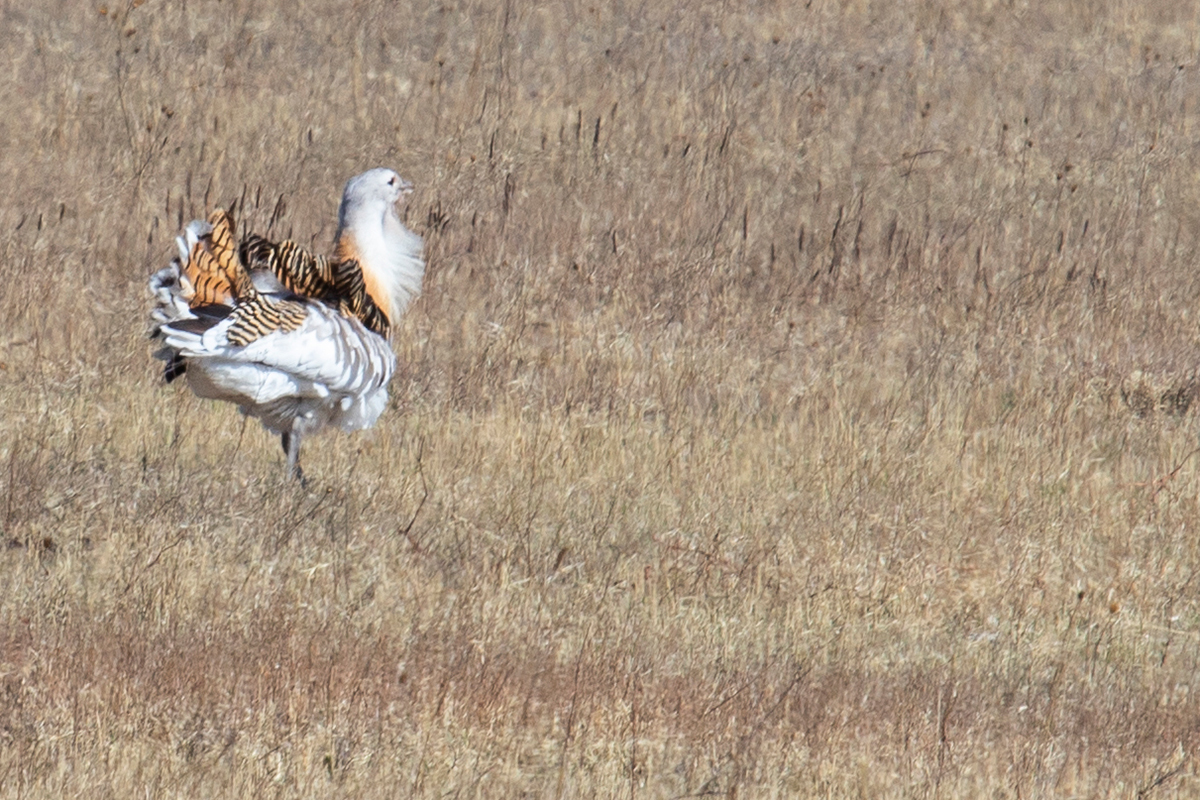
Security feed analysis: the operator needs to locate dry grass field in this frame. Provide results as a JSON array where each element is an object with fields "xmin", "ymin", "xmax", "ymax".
[{"xmin": 4, "ymin": 0, "xmax": 1200, "ymax": 796}]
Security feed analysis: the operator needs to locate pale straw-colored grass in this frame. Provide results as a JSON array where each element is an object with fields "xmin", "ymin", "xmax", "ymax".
[{"xmin": 3, "ymin": 1, "xmax": 1200, "ymax": 796}]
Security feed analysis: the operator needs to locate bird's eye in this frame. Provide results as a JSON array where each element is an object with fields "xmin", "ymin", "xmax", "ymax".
[{"xmin": 388, "ymin": 177, "xmax": 396, "ymax": 186}]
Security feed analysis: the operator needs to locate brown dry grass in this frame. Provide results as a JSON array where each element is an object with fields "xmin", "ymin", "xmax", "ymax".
[{"xmin": 4, "ymin": 0, "xmax": 1200, "ymax": 796}]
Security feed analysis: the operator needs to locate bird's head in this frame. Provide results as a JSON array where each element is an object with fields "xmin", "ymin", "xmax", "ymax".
[{"xmin": 339, "ymin": 168, "xmax": 412, "ymax": 229}]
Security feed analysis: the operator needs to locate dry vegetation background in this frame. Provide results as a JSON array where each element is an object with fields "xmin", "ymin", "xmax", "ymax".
[{"xmin": 4, "ymin": 0, "xmax": 1200, "ymax": 796}]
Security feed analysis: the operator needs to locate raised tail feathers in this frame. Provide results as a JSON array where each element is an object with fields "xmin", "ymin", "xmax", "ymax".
[
  {"xmin": 150, "ymin": 209, "xmax": 258, "ymax": 382},
  {"xmin": 178, "ymin": 210, "xmax": 256, "ymax": 307}
]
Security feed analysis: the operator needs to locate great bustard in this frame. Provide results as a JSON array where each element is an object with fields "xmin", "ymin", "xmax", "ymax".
[{"xmin": 149, "ymin": 168, "xmax": 424, "ymax": 480}]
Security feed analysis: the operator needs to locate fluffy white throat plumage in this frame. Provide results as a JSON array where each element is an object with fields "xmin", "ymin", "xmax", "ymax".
[{"xmin": 335, "ymin": 167, "xmax": 425, "ymax": 333}]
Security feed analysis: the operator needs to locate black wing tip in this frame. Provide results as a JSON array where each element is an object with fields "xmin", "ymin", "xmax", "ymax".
[{"xmin": 163, "ymin": 357, "xmax": 187, "ymax": 383}]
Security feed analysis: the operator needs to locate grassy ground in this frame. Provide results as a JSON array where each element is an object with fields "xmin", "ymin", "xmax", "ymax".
[{"xmin": 4, "ymin": 0, "xmax": 1200, "ymax": 796}]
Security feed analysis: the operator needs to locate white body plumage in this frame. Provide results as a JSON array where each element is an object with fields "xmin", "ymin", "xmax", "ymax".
[{"xmin": 156, "ymin": 286, "xmax": 396, "ymax": 437}]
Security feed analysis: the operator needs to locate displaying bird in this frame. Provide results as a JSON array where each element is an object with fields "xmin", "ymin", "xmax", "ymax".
[{"xmin": 149, "ymin": 168, "xmax": 424, "ymax": 481}]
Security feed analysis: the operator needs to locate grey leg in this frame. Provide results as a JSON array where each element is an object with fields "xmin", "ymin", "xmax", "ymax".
[{"xmin": 281, "ymin": 431, "xmax": 305, "ymax": 484}]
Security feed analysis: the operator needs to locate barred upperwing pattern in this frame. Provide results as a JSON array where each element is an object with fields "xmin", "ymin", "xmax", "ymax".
[
  {"xmin": 225, "ymin": 295, "xmax": 309, "ymax": 346},
  {"xmin": 240, "ymin": 234, "xmax": 390, "ymax": 337},
  {"xmin": 182, "ymin": 210, "xmax": 255, "ymax": 306},
  {"xmin": 332, "ymin": 261, "xmax": 391, "ymax": 337},
  {"xmin": 241, "ymin": 235, "xmax": 338, "ymax": 297}
]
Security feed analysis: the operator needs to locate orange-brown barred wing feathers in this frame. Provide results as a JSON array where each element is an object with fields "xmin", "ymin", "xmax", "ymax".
[
  {"xmin": 173, "ymin": 211, "xmax": 309, "ymax": 347},
  {"xmin": 178, "ymin": 209, "xmax": 255, "ymax": 308},
  {"xmin": 207, "ymin": 210, "xmax": 256, "ymax": 298},
  {"xmin": 334, "ymin": 235, "xmax": 393, "ymax": 336},
  {"xmin": 241, "ymin": 235, "xmax": 338, "ymax": 299},
  {"xmin": 332, "ymin": 252, "xmax": 392, "ymax": 338},
  {"xmin": 225, "ymin": 295, "xmax": 308, "ymax": 347},
  {"xmin": 242, "ymin": 232, "xmax": 391, "ymax": 337}
]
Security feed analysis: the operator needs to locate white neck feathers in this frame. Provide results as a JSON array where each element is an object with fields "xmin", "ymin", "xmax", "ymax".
[{"xmin": 335, "ymin": 196, "xmax": 424, "ymax": 331}]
